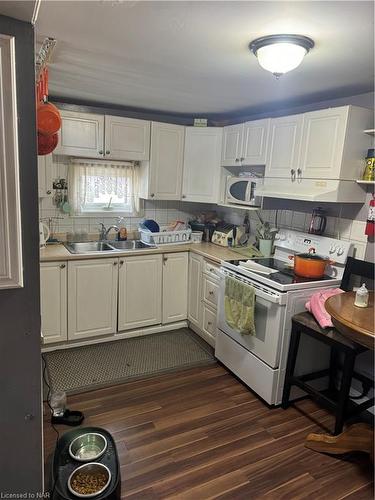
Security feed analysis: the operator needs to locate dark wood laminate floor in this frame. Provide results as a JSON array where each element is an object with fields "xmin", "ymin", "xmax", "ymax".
[{"xmin": 44, "ymin": 363, "xmax": 374, "ymax": 499}]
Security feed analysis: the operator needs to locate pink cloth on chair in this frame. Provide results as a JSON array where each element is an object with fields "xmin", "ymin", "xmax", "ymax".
[{"xmin": 305, "ymin": 288, "xmax": 345, "ymax": 329}]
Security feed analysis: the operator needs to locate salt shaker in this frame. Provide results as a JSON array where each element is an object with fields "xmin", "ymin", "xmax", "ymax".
[{"xmin": 354, "ymin": 283, "xmax": 369, "ymax": 308}]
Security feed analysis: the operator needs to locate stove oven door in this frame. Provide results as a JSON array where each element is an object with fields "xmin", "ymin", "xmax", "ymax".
[{"xmin": 216, "ymin": 273, "xmax": 286, "ymax": 369}]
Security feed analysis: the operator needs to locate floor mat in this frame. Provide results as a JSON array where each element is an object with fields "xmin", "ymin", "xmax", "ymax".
[{"xmin": 43, "ymin": 328, "xmax": 215, "ymax": 394}]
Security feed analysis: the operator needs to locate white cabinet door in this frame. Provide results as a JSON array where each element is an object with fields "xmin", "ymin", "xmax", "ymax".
[
  {"xmin": 54, "ymin": 110, "xmax": 104, "ymax": 158},
  {"xmin": 40, "ymin": 262, "xmax": 67, "ymax": 344},
  {"xmin": 162, "ymin": 252, "xmax": 188, "ymax": 324},
  {"xmin": 265, "ymin": 114, "xmax": 303, "ymax": 178},
  {"xmin": 37, "ymin": 154, "xmax": 53, "ymax": 198},
  {"xmin": 68, "ymin": 258, "xmax": 118, "ymax": 340},
  {"xmin": 188, "ymin": 253, "xmax": 202, "ymax": 328},
  {"xmin": 242, "ymin": 119, "xmax": 270, "ymax": 165},
  {"xmin": 300, "ymin": 107, "xmax": 349, "ymax": 179},
  {"xmin": 104, "ymin": 115, "xmax": 150, "ymax": 161},
  {"xmin": 149, "ymin": 122, "xmax": 184, "ymax": 200},
  {"xmin": 118, "ymin": 254, "xmax": 162, "ymax": 331},
  {"xmin": 182, "ymin": 127, "xmax": 223, "ymax": 203},
  {"xmin": 0, "ymin": 35, "xmax": 23, "ymax": 289},
  {"xmin": 221, "ymin": 124, "xmax": 243, "ymax": 166}
]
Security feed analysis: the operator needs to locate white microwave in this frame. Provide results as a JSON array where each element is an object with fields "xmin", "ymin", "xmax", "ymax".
[{"xmin": 225, "ymin": 176, "xmax": 263, "ymax": 207}]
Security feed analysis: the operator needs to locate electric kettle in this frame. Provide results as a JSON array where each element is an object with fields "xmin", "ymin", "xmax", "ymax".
[
  {"xmin": 308, "ymin": 207, "xmax": 327, "ymax": 235},
  {"xmin": 39, "ymin": 221, "xmax": 50, "ymax": 247}
]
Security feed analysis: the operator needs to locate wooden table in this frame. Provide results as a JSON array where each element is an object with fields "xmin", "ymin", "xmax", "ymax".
[
  {"xmin": 325, "ymin": 291, "xmax": 374, "ymax": 349},
  {"xmin": 305, "ymin": 291, "xmax": 374, "ymax": 461}
]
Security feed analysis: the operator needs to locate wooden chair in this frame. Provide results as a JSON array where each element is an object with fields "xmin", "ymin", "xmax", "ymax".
[{"xmin": 282, "ymin": 257, "xmax": 374, "ymax": 435}]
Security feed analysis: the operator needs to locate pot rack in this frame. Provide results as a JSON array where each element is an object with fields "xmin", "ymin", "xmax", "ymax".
[{"xmin": 36, "ymin": 37, "xmax": 57, "ymax": 82}]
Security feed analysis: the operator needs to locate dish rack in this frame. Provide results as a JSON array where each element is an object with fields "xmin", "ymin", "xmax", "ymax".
[{"xmin": 140, "ymin": 226, "xmax": 192, "ymax": 245}]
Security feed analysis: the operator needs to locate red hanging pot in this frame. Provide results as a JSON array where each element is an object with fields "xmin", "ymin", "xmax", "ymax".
[
  {"xmin": 37, "ymin": 68, "xmax": 61, "ymax": 136},
  {"xmin": 38, "ymin": 131, "xmax": 58, "ymax": 155}
]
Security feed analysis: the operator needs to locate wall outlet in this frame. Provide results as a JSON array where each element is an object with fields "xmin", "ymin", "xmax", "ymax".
[{"xmin": 194, "ymin": 118, "xmax": 208, "ymax": 127}]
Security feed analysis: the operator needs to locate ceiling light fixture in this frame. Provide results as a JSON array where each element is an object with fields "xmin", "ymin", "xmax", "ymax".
[{"xmin": 249, "ymin": 34, "xmax": 314, "ymax": 78}]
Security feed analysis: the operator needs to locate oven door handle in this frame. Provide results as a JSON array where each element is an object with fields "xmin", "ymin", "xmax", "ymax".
[{"xmin": 219, "ymin": 272, "xmax": 284, "ymax": 305}]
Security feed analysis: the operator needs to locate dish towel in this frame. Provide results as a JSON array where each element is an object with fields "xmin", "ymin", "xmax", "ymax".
[
  {"xmin": 305, "ymin": 288, "xmax": 344, "ymax": 329},
  {"xmin": 224, "ymin": 276, "xmax": 256, "ymax": 335}
]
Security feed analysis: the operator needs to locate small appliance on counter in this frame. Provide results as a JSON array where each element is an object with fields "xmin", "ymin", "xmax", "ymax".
[
  {"xmin": 189, "ymin": 221, "xmax": 217, "ymax": 242},
  {"xmin": 211, "ymin": 223, "xmax": 245, "ymax": 247},
  {"xmin": 39, "ymin": 221, "xmax": 50, "ymax": 247},
  {"xmin": 308, "ymin": 207, "xmax": 327, "ymax": 235}
]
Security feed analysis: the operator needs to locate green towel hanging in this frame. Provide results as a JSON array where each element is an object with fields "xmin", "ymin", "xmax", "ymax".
[{"xmin": 224, "ymin": 276, "xmax": 256, "ymax": 336}]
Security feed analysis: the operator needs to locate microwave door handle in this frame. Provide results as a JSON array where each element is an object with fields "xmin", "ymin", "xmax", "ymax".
[{"xmin": 245, "ymin": 181, "xmax": 252, "ymax": 202}]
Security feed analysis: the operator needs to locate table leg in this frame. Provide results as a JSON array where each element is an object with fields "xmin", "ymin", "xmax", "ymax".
[{"xmin": 305, "ymin": 423, "xmax": 374, "ymax": 462}]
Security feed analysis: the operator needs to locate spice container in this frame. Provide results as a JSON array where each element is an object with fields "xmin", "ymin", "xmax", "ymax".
[
  {"xmin": 354, "ymin": 283, "xmax": 369, "ymax": 308},
  {"xmin": 362, "ymin": 149, "xmax": 375, "ymax": 181}
]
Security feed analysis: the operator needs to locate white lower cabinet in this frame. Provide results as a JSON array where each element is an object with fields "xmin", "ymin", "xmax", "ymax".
[
  {"xmin": 202, "ymin": 303, "xmax": 217, "ymax": 340},
  {"xmin": 40, "ymin": 262, "xmax": 67, "ymax": 344},
  {"xmin": 68, "ymin": 258, "xmax": 118, "ymax": 340},
  {"xmin": 188, "ymin": 253, "xmax": 203, "ymax": 328},
  {"xmin": 118, "ymin": 254, "xmax": 162, "ymax": 331},
  {"xmin": 162, "ymin": 252, "xmax": 188, "ymax": 324}
]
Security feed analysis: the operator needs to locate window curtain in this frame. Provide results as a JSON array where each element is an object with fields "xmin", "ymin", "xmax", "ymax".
[{"xmin": 68, "ymin": 159, "xmax": 140, "ymax": 215}]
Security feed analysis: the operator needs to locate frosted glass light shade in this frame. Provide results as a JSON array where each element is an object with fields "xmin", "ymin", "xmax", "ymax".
[
  {"xmin": 256, "ymin": 43, "xmax": 307, "ymax": 75},
  {"xmin": 249, "ymin": 35, "xmax": 314, "ymax": 77}
]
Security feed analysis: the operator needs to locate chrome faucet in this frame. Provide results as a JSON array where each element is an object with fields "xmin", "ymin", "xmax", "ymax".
[{"xmin": 98, "ymin": 223, "xmax": 119, "ymax": 241}]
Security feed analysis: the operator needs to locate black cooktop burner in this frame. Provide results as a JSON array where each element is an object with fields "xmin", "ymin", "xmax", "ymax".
[{"xmin": 226, "ymin": 258, "xmax": 335, "ymax": 286}]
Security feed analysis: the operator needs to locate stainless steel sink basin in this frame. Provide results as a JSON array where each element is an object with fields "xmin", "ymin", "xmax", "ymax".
[
  {"xmin": 108, "ymin": 240, "xmax": 156, "ymax": 250},
  {"xmin": 64, "ymin": 240, "xmax": 157, "ymax": 254},
  {"xmin": 64, "ymin": 242, "xmax": 116, "ymax": 254}
]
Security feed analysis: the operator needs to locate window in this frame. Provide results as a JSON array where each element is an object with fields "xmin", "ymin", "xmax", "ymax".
[{"xmin": 69, "ymin": 160, "xmax": 140, "ymax": 215}]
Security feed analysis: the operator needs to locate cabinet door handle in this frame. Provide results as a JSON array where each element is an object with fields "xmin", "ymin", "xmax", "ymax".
[
  {"xmin": 46, "ymin": 190, "xmax": 52, "ymax": 195},
  {"xmin": 235, "ymin": 158, "xmax": 240, "ymax": 163},
  {"xmin": 163, "ymin": 256, "xmax": 168, "ymax": 263},
  {"xmin": 291, "ymin": 169, "xmax": 296, "ymax": 182},
  {"xmin": 60, "ymin": 264, "xmax": 66, "ymax": 269},
  {"xmin": 240, "ymin": 157, "xmax": 244, "ymax": 162},
  {"xmin": 99, "ymin": 150, "xmax": 104, "ymax": 155},
  {"xmin": 207, "ymin": 321, "xmax": 212, "ymax": 326},
  {"xmin": 209, "ymin": 290, "xmax": 214, "ymax": 295},
  {"xmin": 297, "ymin": 168, "xmax": 302, "ymax": 181},
  {"xmin": 113, "ymin": 261, "xmax": 118, "ymax": 266},
  {"xmin": 182, "ymin": 195, "xmax": 186, "ymax": 199},
  {"xmin": 119, "ymin": 260, "xmax": 124, "ymax": 266},
  {"xmin": 150, "ymin": 193, "xmax": 155, "ymax": 198},
  {"xmin": 106, "ymin": 150, "xmax": 110, "ymax": 155},
  {"xmin": 209, "ymin": 268, "xmax": 215, "ymax": 273}
]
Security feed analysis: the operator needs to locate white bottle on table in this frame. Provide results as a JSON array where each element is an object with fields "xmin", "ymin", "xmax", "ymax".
[{"xmin": 354, "ymin": 283, "xmax": 369, "ymax": 308}]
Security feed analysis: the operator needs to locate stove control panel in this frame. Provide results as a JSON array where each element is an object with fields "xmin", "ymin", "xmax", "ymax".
[{"xmin": 274, "ymin": 230, "xmax": 353, "ymax": 264}]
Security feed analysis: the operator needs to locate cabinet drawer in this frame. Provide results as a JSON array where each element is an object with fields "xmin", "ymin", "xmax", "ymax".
[
  {"xmin": 202, "ymin": 304, "xmax": 217, "ymax": 338},
  {"xmin": 203, "ymin": 275, "xmax": 219, "ymax": 308},
  {"xmin": 203, "ymin": 259, "xmax": 221, "ymax": 281}
]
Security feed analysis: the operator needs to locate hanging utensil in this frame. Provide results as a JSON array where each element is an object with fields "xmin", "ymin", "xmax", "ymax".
[{"xmin": 37, "ymin": 67, "xmax": 61, "ymax": 136}]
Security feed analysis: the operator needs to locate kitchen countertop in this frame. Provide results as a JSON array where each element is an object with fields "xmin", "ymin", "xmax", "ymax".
[{"xmin": 40, "ymin": 241, "xmax": 241, "ymax": 264}]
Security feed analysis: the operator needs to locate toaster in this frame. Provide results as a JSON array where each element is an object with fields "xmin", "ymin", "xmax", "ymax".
[{"xmin": 211, "ymin": 223, "xmax": 244, "ymax": 247}]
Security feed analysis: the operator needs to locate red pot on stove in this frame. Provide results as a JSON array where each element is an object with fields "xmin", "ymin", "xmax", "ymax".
[{"xmin": 288, "ymin": 248, "xmax": 334, "ymax": 279}]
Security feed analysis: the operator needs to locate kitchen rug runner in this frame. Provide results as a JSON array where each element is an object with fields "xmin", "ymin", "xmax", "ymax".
[{"xmin": 43, "ymin": 328, "xmax": 214, "ymax": 394}]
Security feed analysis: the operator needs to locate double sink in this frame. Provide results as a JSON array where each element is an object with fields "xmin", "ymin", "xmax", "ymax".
[{"xmin": 64, "ymin": 240, "xmax": 157, "ymax": 254}]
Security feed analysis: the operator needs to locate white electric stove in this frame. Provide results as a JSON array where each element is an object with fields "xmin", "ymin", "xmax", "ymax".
[{"xmin": 215, "ymin": 230, "xmax": 354, "ymax": 405}]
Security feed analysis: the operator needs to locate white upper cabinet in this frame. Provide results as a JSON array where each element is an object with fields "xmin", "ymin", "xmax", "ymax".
[
  {"xmin": 299, "ymin": 106, "xmax": 373, "ymax": 180},
  {"xmin": 68, "ymin": 258, "xmax": 118, "ymax": 340},
  {"xmin": 221, "ymin": 124, "xmax": 243, "ymax": 166},
  {"xmin": 104, "ymin": 115, "xmax": 150, "ymax": 161},
  {"xmin": 147, "ymin": 122, "xmax": 185, "ymax": 200},
  {"xmin": 40, "ymin": 262, "xmax": 67, "ymax": 344},
  {"xmin": 265, "ymin": 114, "xmax": 304, "ymax": 179},
  {"xmin": 222, "ymin": 119, "xmax": 270, "ymax": 166},
  {"xmin": 242, "ymin": 119, "xmax": 270, "ymax": 165},
  {"xmin": 182, "ymin": 127, "xmax": 223, "ymax": 203},
  {"xmin": 55, "ymin": 110, "xmax": 151, "ymax": 161},
  {"xmin": 118, "ymin": 254, "xmax": 162, "ymax": 331},
  {"xmin": 38, "ymin": 154, "xmax": 53, "ymax": 198},
  {"xmin": 162, "ymin": 252, "xmax": 188, "ymax": 324},
  {"xmin": 54, "ymin": 110, "xmax": 105, "ymax": 158},
  {"xmin": 300, "ymin": 107, "xmax": 348, "ymax": 179}
]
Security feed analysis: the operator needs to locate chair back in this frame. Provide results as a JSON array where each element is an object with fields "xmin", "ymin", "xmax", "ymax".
[{"xmin": 341, "ymin": 256, "xmax": 374, "ymax": 292}]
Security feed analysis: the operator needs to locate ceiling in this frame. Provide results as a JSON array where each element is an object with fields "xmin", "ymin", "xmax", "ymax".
[
  {"xmin": 0, "ymin": 1, "xmax": 39, "ymax": 23},
  {"xmin": 35, "ymin": 1, "xmax": 374, "ymax": 117}
]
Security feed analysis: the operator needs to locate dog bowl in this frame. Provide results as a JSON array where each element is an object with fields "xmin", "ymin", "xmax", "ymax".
[
  {"xmin": 69, "ymin": 433, "xmax": 107, "ymax": 462},
  {"xmin": 68, "ymin": 462, "xmax": 111, "ymax": 498}
]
